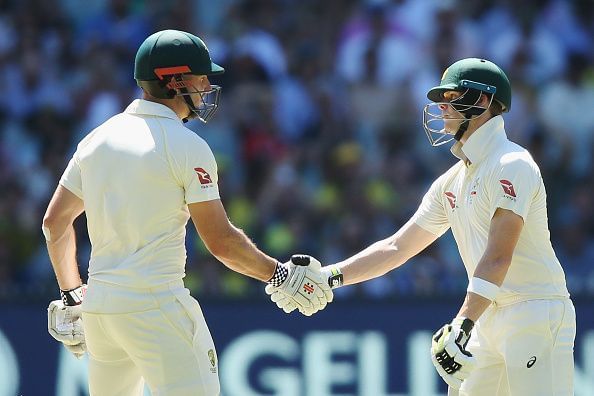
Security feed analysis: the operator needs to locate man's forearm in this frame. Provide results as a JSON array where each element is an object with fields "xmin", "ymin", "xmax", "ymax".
[
  {"xmin": 335, "ymin": 238, "xmax": 405, "ymax": 286},
  {"xmin": 458, "ymin": 258, "xmax": 512, "ymax": 321},
  {"xmin": 210, "ymin": 225, "xmax": 277, "ymax": 282},
  {"xmin": 47, "ymin": 224, "xmax": 82, "ymax": 290},
  {"xmin": 457, "ymin": 292, "xmax": 492, "ymax": 322},
  {"xmin": 458, "ymin": 208, "xmax": 523, "ymax": 322},
  {"xmin": 333, "ymin": 221, "xmax": 439, "ymax": 286}
]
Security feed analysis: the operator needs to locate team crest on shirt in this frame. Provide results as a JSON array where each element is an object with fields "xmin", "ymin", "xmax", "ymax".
[
  {"xmin": 445, "ymin": 191, "xmax": 457, "ymax": 209},
  {"xmin": 469, "ymin": 177, "xmax": 480, "ymax": 204},
  {"xmin": 499, "ymin": 179, "xmax": 517, "ymax": 201},
  {"xmin": 208, "ymin": 349, "xmax": 217, "ymax": 373}
]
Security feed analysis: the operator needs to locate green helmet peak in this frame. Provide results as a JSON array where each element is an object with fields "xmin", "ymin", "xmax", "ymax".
[{"xmin": 427, "ymin": 58, "xmax": 511, "ymax": 112}]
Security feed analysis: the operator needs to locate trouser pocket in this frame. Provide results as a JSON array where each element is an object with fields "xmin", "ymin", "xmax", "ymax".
[{"xmin": 170, "ymin": 288, "xmax": 219, "ymax": 374}]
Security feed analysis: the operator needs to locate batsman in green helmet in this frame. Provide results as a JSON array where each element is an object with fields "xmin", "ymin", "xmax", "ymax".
[
  {"xmin": 423, "ymin": 58, "xmax": 512, "ymax": 146},
  {"xmin": 135, "ymin": 29, "xmax": 225, "ymax": 123},
  {"xmin": 44, "ymin": 29, "xmax": 333, "ymax": 396},
  {"xmin": 269, "ymin": 57, "xmax": 576, "ymax": 395}
]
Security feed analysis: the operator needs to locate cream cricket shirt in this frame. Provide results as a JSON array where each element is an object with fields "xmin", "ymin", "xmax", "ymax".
[
  {"xmin": 412, "ymin": 116, "xmax": 569, "ymax": 304},
  {"xmin": 60, "ymin": 99, "xmax": 219, "ymax": 288}
]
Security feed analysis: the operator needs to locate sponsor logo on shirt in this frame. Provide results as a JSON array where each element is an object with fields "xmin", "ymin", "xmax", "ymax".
[
  {"xmin": 445, "ymin": 191, "xmax": 457, "ymax": 209},
  {"xmin": 499, "ymin": 179, "xmax": 517, "ymax": 198},
  {"xmin": 194, "ymin": 167, "xmax": 213, "ymax": 185}
]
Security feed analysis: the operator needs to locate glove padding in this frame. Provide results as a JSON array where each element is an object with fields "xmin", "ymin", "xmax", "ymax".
[
  {"xmin": 266, "ymin": 255, "xmax": 333, "ymax": 316},
  {"xmin": 48, "ymin": 300, "xmax": 86, "ymax": 359},
  {"xmin": 265, "ymin": 285, "xmax": 299, "ymax": 313},
  {"xmin": 431, "ymin": 317, "xmax": 476, "ymax": 390}
]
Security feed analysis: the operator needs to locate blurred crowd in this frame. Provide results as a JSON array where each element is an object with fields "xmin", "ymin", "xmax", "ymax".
[{"xmin": 1, "ymin": 0, "xmax": 594, "ymax": 302}]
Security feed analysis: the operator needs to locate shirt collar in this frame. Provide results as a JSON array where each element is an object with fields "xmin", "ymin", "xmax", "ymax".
[
  {"xmin": 124, "ymin": 99, "xmax": 180, "ymax": 121},
  {"xmin": 450, "ymin": 115, "xmax": 507, "ymax": 166}
]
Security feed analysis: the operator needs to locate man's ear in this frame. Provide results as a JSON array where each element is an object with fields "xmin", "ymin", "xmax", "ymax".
[
  {"xmin": 159, "ymin": 76, "xmax": 178, "ymax": 98},
  {"xmin": 480, "ymin": 93, "xmax": 492, "ymax": 106}
]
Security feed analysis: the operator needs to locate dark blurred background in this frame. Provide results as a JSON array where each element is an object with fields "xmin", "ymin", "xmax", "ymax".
[{"xmin": 1, "ymin": 0, "xmax": 593, "ymax": 303}]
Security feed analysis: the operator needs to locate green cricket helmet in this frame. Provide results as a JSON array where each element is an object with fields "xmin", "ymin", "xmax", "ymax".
[
  {"xmin": 134, "ymin": 29, "xmax": 225, "ymax": 123},
  {"xmin": 423, "ymin": 58, "xmax": 512, "ymax": 146}
]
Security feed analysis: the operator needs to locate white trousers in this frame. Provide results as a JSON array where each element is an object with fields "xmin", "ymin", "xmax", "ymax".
[
  {"xmin": 455, "ymin": 298, "xmax": 576, "ymax": 396},
  {"xmin": 81, "ymin": 279, "xmax": 220, "ymax": 396}
]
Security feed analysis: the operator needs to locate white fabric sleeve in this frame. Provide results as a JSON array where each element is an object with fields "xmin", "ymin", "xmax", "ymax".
[
  {"xmin": 180, "ymin": 135, "xmax": 220, "ymax": 204},
  {"xmin": 59, "ymin": 154, "xmax": 83, "ymax": 199},
  {"xmin": 487, "ymin": 154, "xmax": 540, "ymax": 221},
  {"xmin": 411, "ymin": 178, "xmax": 450, "ymax": 237}
]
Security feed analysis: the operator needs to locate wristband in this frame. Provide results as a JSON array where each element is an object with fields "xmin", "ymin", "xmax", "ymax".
[
  {"xmin": 267, "ymin": 262, "xmax": 288, "ymax": 287},
  {"xmin": 467, "ymin": 277, "xmax": 499, "ymax": 301},
  {"xmin": 326, "ymin": 266, "xmax": 344, "ymax": 289},
  {"xmin": 60, "ymin": 285, "xmax": 86, "ymax": 306}
]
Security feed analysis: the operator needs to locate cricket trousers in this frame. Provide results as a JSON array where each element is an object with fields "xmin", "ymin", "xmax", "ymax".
[
  {"xmin": 454, "ymin": 297, "xmax": 576, "ymax": 396},
  {"xmin": 81, "ymin": 279, "xmax": 221, "ymax": 396}
]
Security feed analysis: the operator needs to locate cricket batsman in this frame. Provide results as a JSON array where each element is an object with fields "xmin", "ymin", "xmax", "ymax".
[
  {"xmin": 43, "ymin": 29, "xmax": 332, "ymax": 395},
  {"xmin": 269, "ymin": 58, "xmax": 576, "ymax": 395}
]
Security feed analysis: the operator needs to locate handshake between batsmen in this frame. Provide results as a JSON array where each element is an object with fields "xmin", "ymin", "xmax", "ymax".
[
  {"xmin": 46, "ymin": 255, "xmax": 341, "ymax": 361},
  {"xmin": 265, "ymin": 254, "xmax": 343, "ymax": 316}
]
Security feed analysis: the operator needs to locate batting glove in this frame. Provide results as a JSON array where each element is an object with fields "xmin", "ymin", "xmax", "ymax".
[
  {"xmin": 48, "ymin": 285, "xmax": 87, "ymax": 359},
  {"xmin": 266, "ymin": 255, "xmax": 333, "ymax": 316},
  {"xmin": 431, "ymin": 317, "xmax": 476, "ymax": 390},
  {"xmin": 265, "ymin": 286, "xmax": 298, "ymax": 313}
]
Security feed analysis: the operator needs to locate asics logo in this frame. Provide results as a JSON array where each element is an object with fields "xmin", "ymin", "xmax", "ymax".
[{"xmin": 527, "ymin": 356, "xmax": 537, "ymax": 368}]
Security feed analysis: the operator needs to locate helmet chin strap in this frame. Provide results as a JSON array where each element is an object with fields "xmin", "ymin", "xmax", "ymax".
[
  {"xmin": 454, "ymin": 119, "xmax": 470, "ymax": 141},
  {"xmin": 175, "ymin": 76, "xmax": 199, "ymax": 123},
  {"xmin": 450, "ymin": 88, "xmax": 485, "ymax": 142},
  {"xmin": 181, "ymin": 96, "xmax": 197, "ymax": 123}
]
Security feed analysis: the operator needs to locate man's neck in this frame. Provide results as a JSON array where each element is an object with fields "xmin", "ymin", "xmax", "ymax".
[
  {"xmin": 142, "ymin": 94, "xmax": 187, "ymax": 119},
  {"xmin": 459, "ymin": 113, "xmax": 493, "ymax": 144}
]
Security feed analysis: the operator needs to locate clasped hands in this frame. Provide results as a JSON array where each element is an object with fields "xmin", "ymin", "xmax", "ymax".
[{"xmin": 265, "ymin": 255, "xmax": 340, "ymax": 316}]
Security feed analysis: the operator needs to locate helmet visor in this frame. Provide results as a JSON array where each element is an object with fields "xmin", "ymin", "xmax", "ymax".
[
  {"xmin": 423, "ymin": 102, "xmax": 461, "ymax": 146},
  {"xmin": 422, "ymin": 90, "xmax": 494, "ymax": 147},
  {"xmin": 178, "ymin": 85, "xmax": 221, "ymax": 123}
]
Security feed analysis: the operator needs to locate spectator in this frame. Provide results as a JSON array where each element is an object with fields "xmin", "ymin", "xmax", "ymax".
[{"xmin": 0, "ymin": 0, "xmax": 593, "ymax": 302}]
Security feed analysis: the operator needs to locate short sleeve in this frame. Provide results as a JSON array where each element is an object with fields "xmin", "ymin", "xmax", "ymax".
[
  {"xmin": 487, "ymin": 155, "xmax": 540, "ymax": 221},
  {"xmin": 59, "ymin": 154, "xmax": 83, "ymax": 198},
  {"xmin": 181, "ymin": 137, "xmax": 220, "ymax": 204},
  {"xmin": 411, "ymin": 178, "xmax": 450, "ymax": 237}
]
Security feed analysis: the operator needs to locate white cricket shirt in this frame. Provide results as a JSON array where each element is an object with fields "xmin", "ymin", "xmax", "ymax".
[
  {"xmin": 60, "ymin": 99, "xmax": 220, "ymax": 288},
  {"xmin": 412, "ymin": 116, "xmax": 569, "ymax": 304}
]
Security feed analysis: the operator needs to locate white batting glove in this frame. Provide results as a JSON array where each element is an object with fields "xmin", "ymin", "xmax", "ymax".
[
  {"xmin": 265, "ymin": 285, "xmax": 298, "ymax": 313},
  {"xmin": 266, "ymin": 262, "xmax": 345, "ymax": 315},
  {"xmin": 48, "ymin": 285, "xmax": 87, "ymax": 359},
  {"xmin": 266, "ymin": 255, "xmax": 333, "ymax": 316},
  {"xmin": 431, "ymin": 317, "xmax": 476, "ymax": 390}
]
